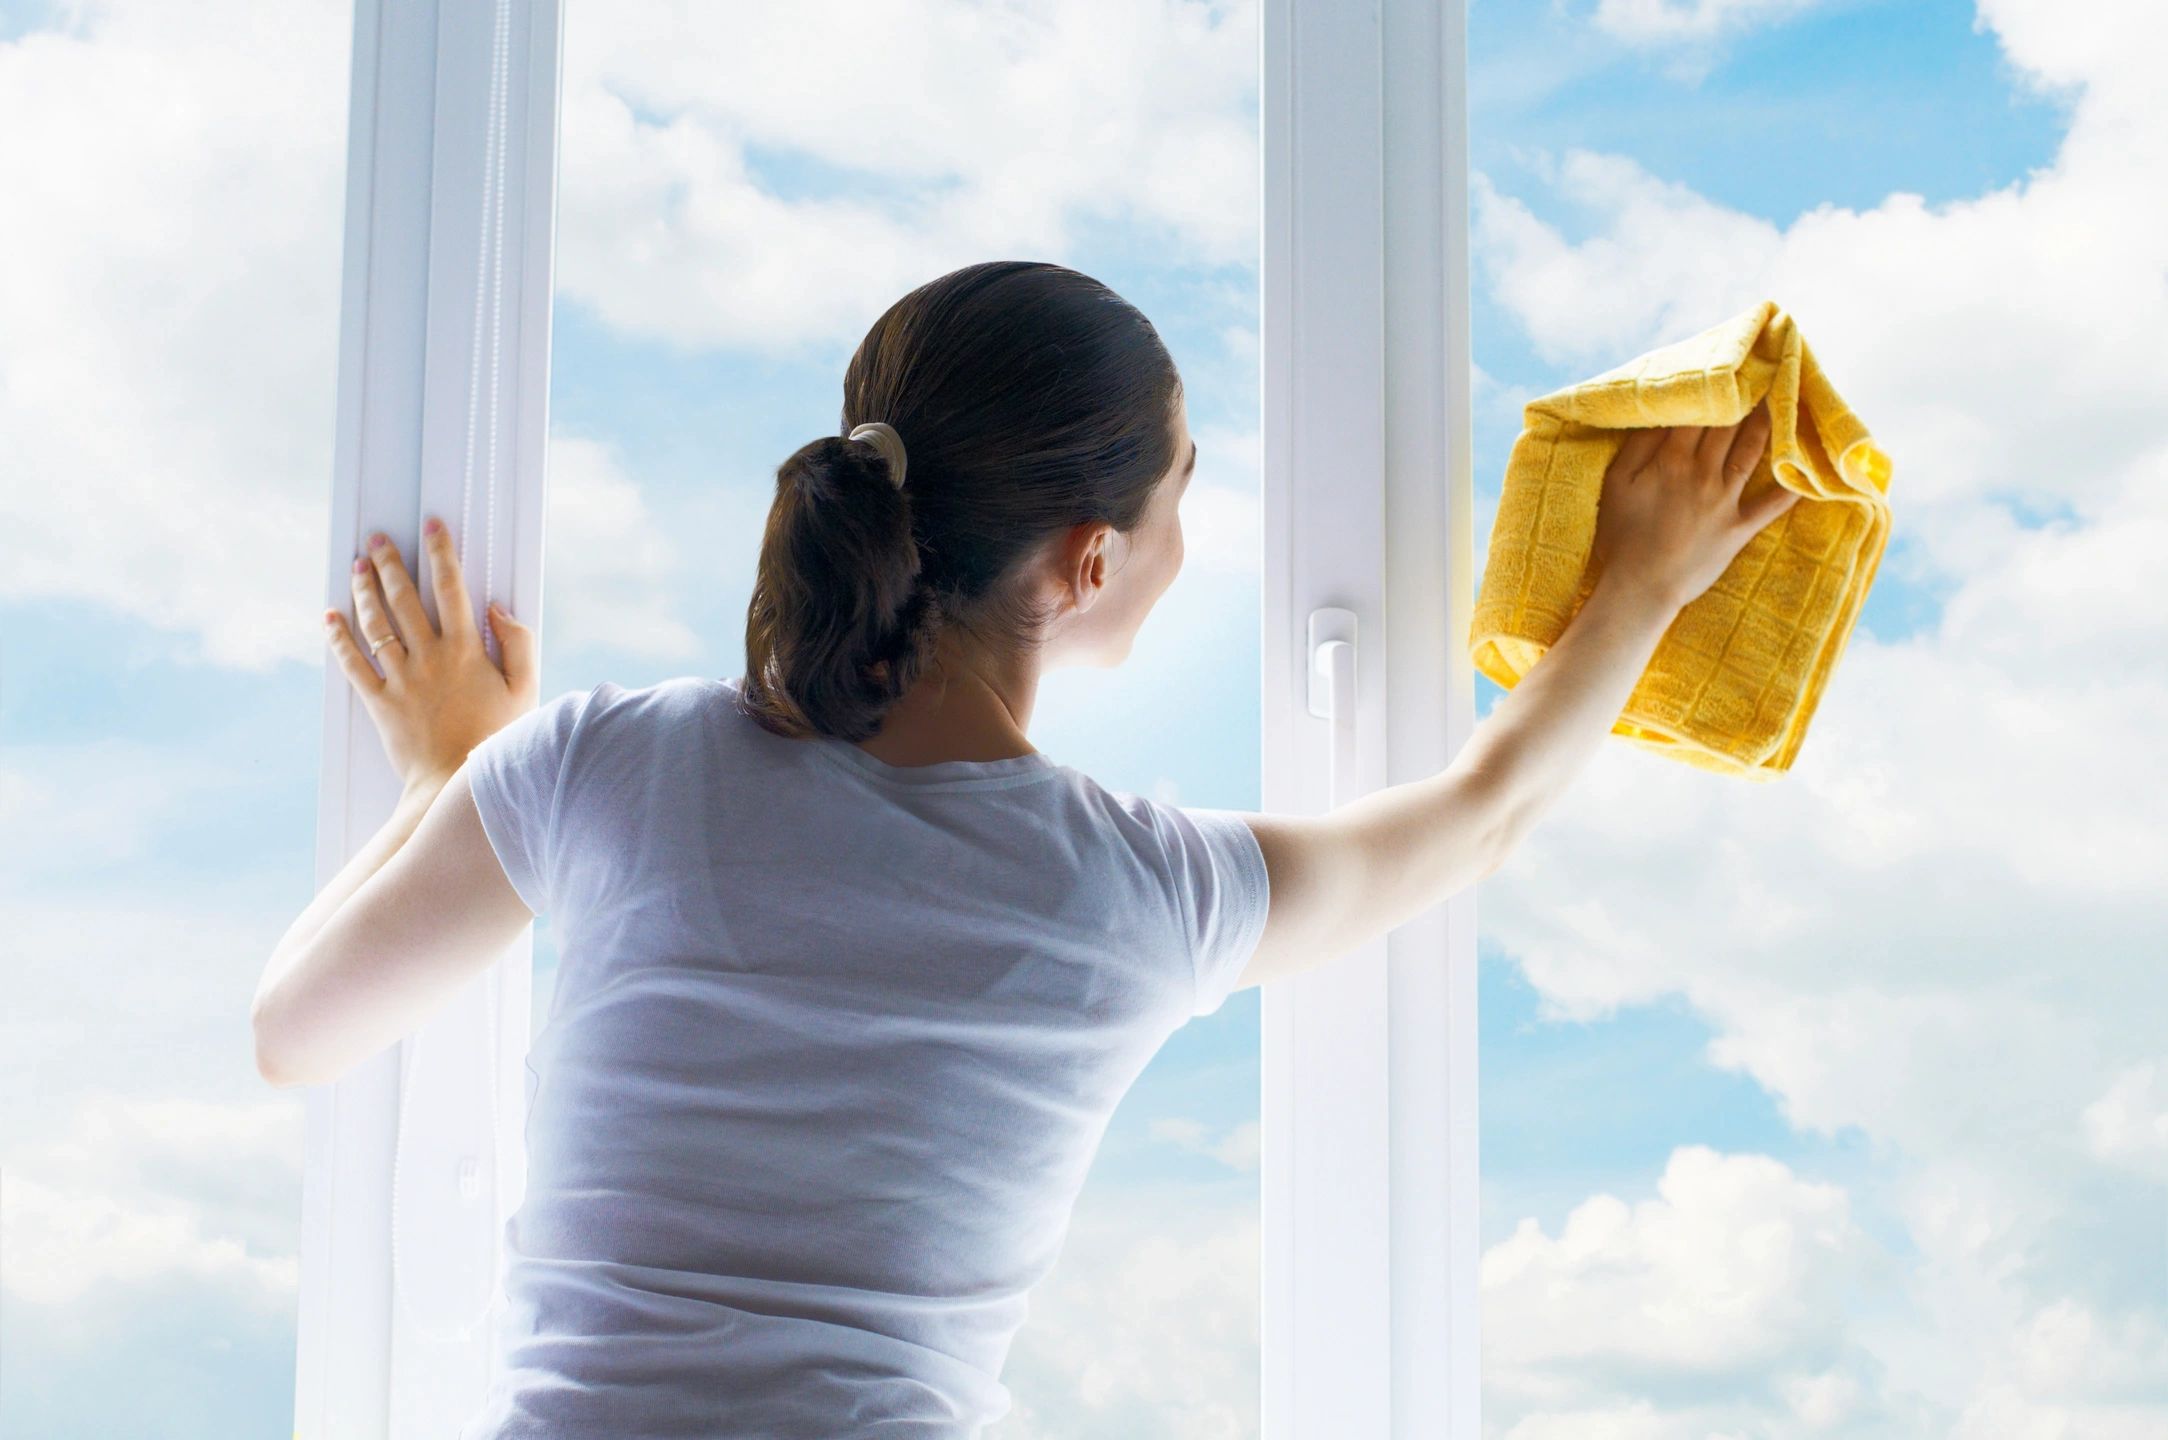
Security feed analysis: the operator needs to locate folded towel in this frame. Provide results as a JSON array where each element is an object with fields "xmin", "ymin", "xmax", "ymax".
[{"xmin": 1468, "ymin": 300, "xmax": 1893, "ymax": 780}]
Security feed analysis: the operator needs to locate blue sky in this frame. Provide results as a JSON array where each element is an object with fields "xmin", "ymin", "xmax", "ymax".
[
  {"xmin": 1460, "ymin": 0, "xmax": 2071, "ymax": 1236},
  {"xmin": 4, "ymin": 2, "xmax": 2164, "ymax": 1438}
]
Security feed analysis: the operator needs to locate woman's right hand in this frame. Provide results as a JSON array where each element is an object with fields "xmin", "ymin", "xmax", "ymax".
[
  {"xmin": 1588, "ymin": 399, "xmax": 1799, "ymax": 612},
  {"xmin": 1227, "ymin": 398, "xmax": 1810, "ymax": 999}
]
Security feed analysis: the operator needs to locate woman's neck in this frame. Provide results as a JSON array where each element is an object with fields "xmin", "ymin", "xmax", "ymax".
[{"xmin": 852, "ymin": 638, "xmax": 1041, "ymax": 766}]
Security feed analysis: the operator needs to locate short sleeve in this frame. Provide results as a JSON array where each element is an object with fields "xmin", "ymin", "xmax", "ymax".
[
  {"xmin": 464, "ymin": 686, "xmax": 597, "ymax": 916},
  {"xmin": 1156, "ymin": 804, "xmax": 1273, "ymax": 1019}
]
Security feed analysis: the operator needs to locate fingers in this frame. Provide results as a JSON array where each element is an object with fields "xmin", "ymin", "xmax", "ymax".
[
  {"xmin": 1693, "ymin": 409, "xmax": 1746, "ymax": 470},
  {"xmin": 1656, "ymin": 422, "xmax": 1705, "ymax": 468},
  {"xmin": 1741, "ymin": 475, "xmax": 1802, "ymax": 533},
  {"xmin": 422, "ymin": 517, "xmax": 479, "ymax": 644},
  {"xmin": 1735, "ymin": 399, "xmax": 1795, "ymax": 532},
  {"xmin": 350, "ymin": 551, "xmax": 406, "ymax": 672},
  {"xmin": 1716, "ymin": 401, "xmax": 1774, "ymax": 491},
  {"xmin": 363, "ymin": 532, "xmax": 435, "ymax": 648},
  {"xmin": 323, "ymin": 607, "xmax": 388, "ymax": 697},
  {"xmin": 1605, "ymin": 426, "xmax": 1668, "ymax": 484},
  {"xmin": 489, "ymin": 602, "xmax": 537, "ymax": 695}
]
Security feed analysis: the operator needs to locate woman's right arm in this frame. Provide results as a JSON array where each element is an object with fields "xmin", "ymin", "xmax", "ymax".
[{"xmin": 1233, "ymin": 402, "xmax": 1795, "ymax": 992}]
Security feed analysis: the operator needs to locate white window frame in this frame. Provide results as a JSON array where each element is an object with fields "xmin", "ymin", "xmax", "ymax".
[
  {"xmin": 1260, "ymin": 2, "xmax": 1479, "ymax": 1436},
  {"xmin": 299, "ymin": 1, "xmax": 562, "ymax": 1435},
  {"xmin": 296, "ymin": 1, "xmax": 1477, "ymax": 1435}
]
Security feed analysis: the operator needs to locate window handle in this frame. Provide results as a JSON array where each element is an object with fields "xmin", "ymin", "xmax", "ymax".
[{"xmin": 1307, "ymin": 607, "xmax": 1359, "ymax": 810}]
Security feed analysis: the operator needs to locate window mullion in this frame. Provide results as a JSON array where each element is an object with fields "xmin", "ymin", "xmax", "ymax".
[
  {"xmin": 298, "ymin": 2, "xmax": 564, "ymax": 1436},
  {"xmin": 1261, "ymin": 1, "xmax": 1477, "ymax": 1434}
]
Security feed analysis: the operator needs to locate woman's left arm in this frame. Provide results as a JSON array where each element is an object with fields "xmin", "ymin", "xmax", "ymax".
[{"xmin": 251, "ymin": 521, "xmax": 539, "ymax": 1088}]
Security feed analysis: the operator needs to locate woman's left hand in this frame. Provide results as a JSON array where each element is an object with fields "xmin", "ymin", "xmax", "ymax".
[{"xmin": 327, "ymin": 518, "xmax": 537, "ymax": 798}]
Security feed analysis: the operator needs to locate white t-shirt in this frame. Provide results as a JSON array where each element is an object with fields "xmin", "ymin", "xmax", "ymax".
[{"xmin": 455, "ymin": 674, "xmax": 1270, "ymax": 1438}]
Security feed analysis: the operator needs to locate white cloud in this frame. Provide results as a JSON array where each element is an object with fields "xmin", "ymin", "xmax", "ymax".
[
  {"xmin": 1496, "ymin": 1403, "xmax": 1676, "ymax": 1440},
  {"xmin": 1480, "ymin": 1151, "xmax": 1932, "ymax": 1438},
  {"xmin": 3, "ymin": 1174, "xmax": 296, "ymax": 1307},
  {"xmin": 1179, "ymin": 424, "xmax": 1264, "ymax": 576},
  {"xmin": 1147, "ymin": 1115, "xmax": 1262, "ymax": 1171},
  {"xmin": 1472, "ymin": 0, "xmax": 2168, "ymax": 1431},
  {"xmin": 2, "ymin": 889, "xmax": 282, "ymax": 1128},
  {"xmin": 0, "ymin": 1093, "xmax": 302, "ymax": 1307},
  {"xmin": 1471, "ymin": 158, "xmax": 1783, "ymax": 377},
  {"xmin": 0, "ymin": 0, "xmax": 349, "ymax": 668},
  {"xmin": 554, "ymin": 0, "xmax": 1260, "ymax": 352},
  {"xmin": 1951, "ymin": 1386, "xmax": 2168, "ymax": 1440},
  {"xmin": 0, "ymin": 1088, "xmax": 306, "ymax": 1435},
  {"xmin": 2081, "ymin": 1061, "xmax": 2168, "ymax": 1179},
  {"xmin": 0, "ymin": 739, "xmax": 220, "ymax": 877},
  {"xmin": 542, "ymin": 433, "xmax": 705, "ymax": 660},
  {"xmin": 1783, "ymin": 1367, "xmax": 1867, "ymax": 1430},
  {"xmin": 1585, "ymin": 0, "xmax": 1832, "ymax": 86},
  {"xmin": 2009, "ymin": 1298, "xmax": 2168, "ymax": 1403},
  {"xmin": 990, "ymin": 1181, "xmax": 1257, "ymax": 1440},
  {"xmin": 1591, "ymin": 0, "xmax": 1827, "ymax": 48},
  {"xmin": 1482, "ymin": 1148, "xmax": 1880, "ymax": 1395}
]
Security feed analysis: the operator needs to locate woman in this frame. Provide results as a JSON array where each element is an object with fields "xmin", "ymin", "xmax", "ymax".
[{"xmin": 252, "ymin": 260, "xmax": 1790, "ymax": 1436}]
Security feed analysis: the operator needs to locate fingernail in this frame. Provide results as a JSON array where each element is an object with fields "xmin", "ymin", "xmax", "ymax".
[
  {"xmin": 369, "ymin": 531, "xmax": 387, "ymax": 550},
  {"xmin": 424, "ymin": 517, "xmax": 443, "ymax": 536},
  {"xmin": 353, "ymin": 556, "xmax": 369, "ymax": 574}
]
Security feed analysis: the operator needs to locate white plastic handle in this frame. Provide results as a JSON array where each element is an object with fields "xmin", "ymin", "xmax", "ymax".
[{"xmin": 1307, "ymin": 607, "xmax": 1359, "ymax": 810}]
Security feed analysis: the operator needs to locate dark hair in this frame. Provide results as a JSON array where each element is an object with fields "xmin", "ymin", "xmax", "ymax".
[{"xmin": 740, "ymin": 260, "xmax": 1184, "ymax": 742}]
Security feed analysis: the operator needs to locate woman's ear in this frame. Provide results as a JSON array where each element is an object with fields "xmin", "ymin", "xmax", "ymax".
[{"xmin": 1058, "ymin": 519, "xmax": 1118, "ymax": 614}]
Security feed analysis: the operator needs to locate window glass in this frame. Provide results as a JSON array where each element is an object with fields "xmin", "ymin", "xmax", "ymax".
[
  {"xmin": 537, "ymin": 4, "xmax": 1265, "ymax": 1431},
  {"xmin": 0, "ymin": 1, "xmax": 353, "ymax": 1434},
  {"xmin": 1468, "ymin": 4, "xmax": 2162, "ymax": 1433}
]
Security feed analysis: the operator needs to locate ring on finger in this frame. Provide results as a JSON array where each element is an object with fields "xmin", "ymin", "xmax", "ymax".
[{"xmin": 368, "ymin": 632, "xmax": 403, "ymax": 657}]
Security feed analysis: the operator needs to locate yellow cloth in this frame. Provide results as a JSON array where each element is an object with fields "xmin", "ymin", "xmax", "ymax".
[{"xmin": 1468, "ymin": 299, "xmax": 1893, "ymax": 780}]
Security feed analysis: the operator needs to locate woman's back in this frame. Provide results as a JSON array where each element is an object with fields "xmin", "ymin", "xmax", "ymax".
[{"xmin": 458, "ymin": 674, "xmax": 1267, "ymax": 1438}]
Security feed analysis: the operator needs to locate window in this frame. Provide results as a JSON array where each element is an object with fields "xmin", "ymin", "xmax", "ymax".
[
  {"xmin": 295, "ymin": 1, "xmax": 1476, "ymax": 1435},
  {"xmin": 1462, "ymin": 4, "xmax": 2162, "ymax": 1435},
  {"xmin": 12, "ymin": 3, "xmax": 2153, "ymax": 1435},
  {"xmin": 537, "ymin": 3, "xmax": 1273, "ymax": 1431},
  {"xmin": 0, "ymin": 2, "xmax": 354, "ymax": 1436}
]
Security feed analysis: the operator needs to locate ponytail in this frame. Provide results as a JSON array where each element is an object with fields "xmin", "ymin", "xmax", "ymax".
[{"xmin": 741, "ymin": 434, "xmax": 941, "ymax": 741}]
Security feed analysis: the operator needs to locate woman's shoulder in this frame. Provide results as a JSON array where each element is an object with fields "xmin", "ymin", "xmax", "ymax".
[
  {"xmin": 535, "ymin": 674, "xmax": 746, "ymax": 762},
  {"xmin": 557, "ymin": 673, "xmax": 735, "ymax": 722},
  {"xmin": 1047, "ymin": 768, "xmax": 1202, "ymax": 867}
]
